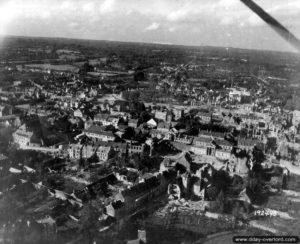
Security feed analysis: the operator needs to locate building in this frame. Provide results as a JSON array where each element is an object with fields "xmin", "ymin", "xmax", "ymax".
[
  {"xmin": 193, "ymin": 136, "xmax": 212, "ymax": 148},
  {"xmin": 68, "ymin": 143, "xmax": 99, "ymax": 159},
  {"xmin": 96, "ymin": 146, "xmax": 114, "ymax": 161},
  {"xmin": 128, "ymin": 119, "xmax": 138, "ymax": 128},
  {"xmin": 237, "ymin": 138, "xmax": 258, "ymax": 151},
  {"xmin": 146, "ymin": 119, "xmax": 157, "ymax": 128},
  {"xmin": 118, "ymin": 172, "xmax": 174, "ymax": 215},
  {"xmin": 128, "ymin": 143, "xmax": 145, "ymax": 155},
  {"xmin": 228, "ymin": 87, "xmax": 251, "ymax": 103},
  {"xmin": 96, "ymin": 141, "xmax": 127, "ymax": 155},
  {"xmin": 73, "ymin": 109, "xmax": 83, "ymax": 118},
  {"xmin": 214, "ymin": 139, "xmax": 233, "ymax": 152},
  {"xmin": 94, "ymin": 113, "xmax": 120, "ymax": 128},
  {"xmin": 154, "ymin": 111, "xmax": 168, "ymax": 121},
  {"xmin": 196, "ymin": 112, "xmax": 212, "ymax": 123},
  {"xmin": 190, "ymin": 99, "xmax": 203, "ymax": 107},
  {"xmin": 112, "ymin": 100, "xmax": 129, "ymax": 112},
  {"xmin": 118, "ymin": 124, "xmax": 128, "ymax": 133},
  {"xmin": 106, "ymin": 116, "xmax": 120, "ymax": 128},
  {"xmin": 239, "ymin": 114, "xmax": 262, "ymax": 127},
  {"xmin": 0, "ymin": 115, "xmax": 20, "ymax": 127},
  {"xmin": 157, "ymin": 122, "xmax": 171, "ymax": 132},
  {"xmin": 150, "ymin": 129, "xmax": 172, "ymax": 140},
  {"xmin": 198, "ymin": 130, "xmax": 225, "ymax": 140},
  {"xmin": 215, "ymin": 149, "xmax": 231, "ymax": 160},
  {"xmin": 192, "ymin": 136, "xmax": 216, "ymax": 156},
  {"xmin": 174, "ymin": 135, "xmax": 193, "ymax": 145},
  {"xmin": 193, "ymin": 179, "xmax": 205, "ymax": 198},
  {"xmin": 190, "ymin": 146, "xmax": 207, "ymax": 155},
  {"xmin": 84, "ymin": 125, "xmax": 115, "ymax": 141},
  {"xmin": 68, "ymin": 143, "xmax": 83, "ymax": 159},
  {"xmin": 292, "ymin": 110, "xmax": 300, "ymax": 126},
  {"xmin": 81, "ymin": 144, "xmax": 95, "ymax": 159},
  {"xmin": 154, "ymin": 110, "xmax": 173, "ymax": 122},
  {"xmin": 94, "ymin": 113, "xmax": 110, "ymax": 124},
  {"xmin": 172, "ymin": 108, "xmax": 184, "ymax": 121},
  {"xmin": 13, "ymin": 124, "xmax": 34, "ymax": 148}
]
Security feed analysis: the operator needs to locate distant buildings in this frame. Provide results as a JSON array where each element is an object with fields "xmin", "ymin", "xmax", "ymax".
[
  {"xmin": 94, "ymin": 113, "xmax": 120, "ymax": 128},
  {"xmin": 228, "ymin": 87, "xmax": 251, "ymax": 103},
  {"xmin": 292, "ymin": 110, "xmax": 300, "ymax": 126}
]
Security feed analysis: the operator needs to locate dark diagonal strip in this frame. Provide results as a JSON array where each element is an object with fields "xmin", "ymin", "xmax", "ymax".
[{"xmin": 240, "ymin": 0, "xmax": 300, "ymax": 52}]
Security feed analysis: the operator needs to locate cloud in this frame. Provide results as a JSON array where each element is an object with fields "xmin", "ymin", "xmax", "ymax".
[
  {"xmin": 247, "ymin": 13, "xmax": 265, "ymax": 26},
  {"xmin": 145, "ymin": 22, "xmax": 160, "ymax": 31},
  {"xmin": 82, "ymin": 2, "xmax": 95, "ymax": 12},
  {"xmin": 0, "ymin": 0, "xmax": 299, "ymax": 52},
  {"xmin": 99, "ymin": 0, "xmax": 115, "ymax": 14},
  {"xmin": 167, "ymin": 7, "xmax": 189, "ymax": 22},
  {"xmin": 168, "ymin": 26, "xmax": 177, "ymax": 33},
  {"xmin": 218, "ymin": 0, "xmax": 238, "ymax": 8}
]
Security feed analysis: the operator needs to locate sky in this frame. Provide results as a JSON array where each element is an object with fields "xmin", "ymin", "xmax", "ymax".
[{"xmin": 0, "ymin": 0, "xmax": 299, "ymax": 52}]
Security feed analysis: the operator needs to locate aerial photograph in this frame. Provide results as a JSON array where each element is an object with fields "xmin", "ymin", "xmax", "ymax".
[{"xmin": 0, "ymin": 0, "xmax": 300, "ymax": 243}]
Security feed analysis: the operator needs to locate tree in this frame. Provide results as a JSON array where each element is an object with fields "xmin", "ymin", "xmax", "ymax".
[
  {"xmin": 251, "ymin": 146, "xmax": 265, "ymax": 165},
  {"xmin": 87, "ymin": 154, "xmax": 99, "ymax": 164},
  {"xmin": 79, "ymin": 158, "xmax": 86, "ymax": 168},
  {"xmin": 81, "ymin": 62, "xmax": 94, "ymax": 74},
  {"xmin": 214, "ymin": 190, "xmax": 225, "ymax": 213},
  {"xmin": 122, "ymin": 127, "xmax": 136, "ymax": 140},
  {"xmin": 134, "ymin": 70, "xmax": 145, "ymax": 82},
  {"xmin": 140, "ymin": 111, "xmax": 151, "ymax": 123},
  {"xmin": 79, "ymin": 200, "xmax": 102, "ymax": 243}
]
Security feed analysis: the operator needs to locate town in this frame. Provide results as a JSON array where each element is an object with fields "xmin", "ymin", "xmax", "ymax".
[{"xmin": 0, "ymin": 36, "xmax": 300, "ymax": 244}]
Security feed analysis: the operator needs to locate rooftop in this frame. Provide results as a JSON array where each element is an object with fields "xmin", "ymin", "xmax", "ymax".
[
  {"xmin": 193, "ymin": 136, "xmax": 212, "ymax": 144},
  {"xmin": 94, "ymin": 113, "xmax": 110, "ymax": 120},
  {"xmin": 85, "ymin": 125, "xmax": 115, "ymax": 137},
  {"xmin": 237, "ymin": 138, "xmax": 259, "ymax": 146},
  {"xmin": 95, "ymin": 141, "xmax": 127, "ymax": 149},
  {"xmin": 215, "ymin": 139, "xmax": 233, "ymax": 147}
]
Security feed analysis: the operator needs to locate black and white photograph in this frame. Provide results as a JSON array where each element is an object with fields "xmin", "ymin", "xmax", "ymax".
[{"xmin": 0, "ymin": 0, "xmax": 300, "ymax": 243}]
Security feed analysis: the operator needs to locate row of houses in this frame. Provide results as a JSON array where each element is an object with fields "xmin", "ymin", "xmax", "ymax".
[
  {"xmin": 153, "ymin": 108, "xmax": 184, "ymax": 122},
  {"xmin": 68, "ymin": 141, "xmax": 145, "ymax": 160},
  {"xmin": 172, "ymin": 131, "xmax": 260, "ymax": 160}
]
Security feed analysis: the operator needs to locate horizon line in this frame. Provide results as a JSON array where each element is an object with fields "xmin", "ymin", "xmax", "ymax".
[{"xmin": 1, "ymin": 33, "xmax": 299, "ymax": 56}]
